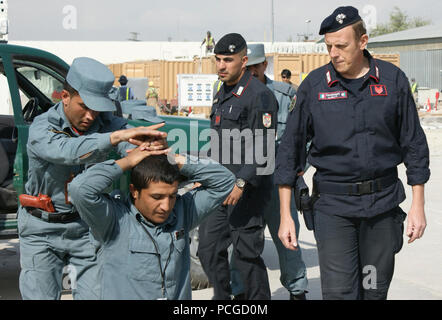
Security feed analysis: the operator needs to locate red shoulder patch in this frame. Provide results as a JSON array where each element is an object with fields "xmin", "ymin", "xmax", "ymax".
[{"xmin": 370, "ymin": 85, "xmax": 387, "ymax": 96}]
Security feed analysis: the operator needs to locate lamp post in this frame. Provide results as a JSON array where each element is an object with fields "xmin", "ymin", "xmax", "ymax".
[
  {"xmin": 271, "ymin": 0, "xmax": 274, "ymax": 43},
  {"xmin": 305, "ymin": 19, "xmax": 311, "ymax": 41},
  {"xmin": 0, "ymin": 0, "xmax": 8, "ymax": 43}
]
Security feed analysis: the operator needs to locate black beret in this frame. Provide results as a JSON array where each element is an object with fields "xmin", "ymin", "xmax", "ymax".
[
  {"xmin": 214, "ymin": 33, "xmax": 247, "ymax": 55},
  {"xmin": 319, "ymin": 6, "xmax": 362, "ymax": 35},
  {"xmin": 118, "ymin": 75, "xmax": 128, "ymax": 84}
]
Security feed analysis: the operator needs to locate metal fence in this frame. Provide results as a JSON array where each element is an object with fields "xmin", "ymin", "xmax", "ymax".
[{"xmin": 400, "ymin": 50, "xmax": 442, "ymax": 91}]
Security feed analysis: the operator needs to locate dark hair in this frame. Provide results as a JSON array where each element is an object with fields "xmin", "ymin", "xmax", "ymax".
[
  {"xmin": 63, "ymin": 80, "xmax": 79, "ymax": 97},
  {"xmin": 352, "ymin": 20, "xmax": 367, "ymax": 41},
  {"xmin": 238, "ymin": 46, "xmax": 248, "ymax": 58},
  {"xmin": 281, "ymin": 69, "xmax": 291, "ymax": 78},
  {"xmin": 131, "ymin": 155, "xmax": 182, "ymax": 192},
  {"xmin": 119, "ymin": 75, "xmax": 128, "ymax": 85}
]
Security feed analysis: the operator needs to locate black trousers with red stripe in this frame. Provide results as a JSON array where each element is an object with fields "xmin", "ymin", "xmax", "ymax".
[
  {"xmin": 313, "ymin": 207, "xmax": 406, "ymax": 300},
  {"xmin": 198, "ymin": 203, "xmax": 271, "ymax": 300}
]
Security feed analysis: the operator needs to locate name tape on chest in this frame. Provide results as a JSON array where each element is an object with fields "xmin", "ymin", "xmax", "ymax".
[
  {"xmin": 318, "ymin": 91, "xmax": 348, "ymax": 100},
  {"xmin": 370, "ymin": 84, "xmax": 387, "ymax": 96}
]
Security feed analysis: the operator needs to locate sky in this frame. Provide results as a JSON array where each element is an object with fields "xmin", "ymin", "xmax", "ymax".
[{"xmin": 8, "ymin": 0, "xmax": 442, "ymax": 42}]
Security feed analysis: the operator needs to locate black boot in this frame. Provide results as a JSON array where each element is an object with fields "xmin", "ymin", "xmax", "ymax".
[
  {"xmin": 290, "ymin": 292, "xmax": 307, "ymax": 300},
  {"xmin": 232, "ymin": 293, "xmax": 246, "ymax": 300}
]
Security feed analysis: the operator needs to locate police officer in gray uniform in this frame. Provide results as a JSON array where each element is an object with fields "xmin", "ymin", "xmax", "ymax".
[
  {"xmin": 18, "ymin": 57, "xmax": 166, "ymax": 300},
  {"xmin": 230, "ymin": 43, "xmax": 308, "ymax": 300},
  {"xmin": 276, "ymin": 7, "xmax": 430, "ymax": 300},
  {"xmin": 197, "ymin": 33, "xmax": 278, "ymax": 300}
]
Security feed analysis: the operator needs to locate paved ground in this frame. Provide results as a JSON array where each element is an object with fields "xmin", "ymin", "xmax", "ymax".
[{"xmin": 1, "ymin": 136, "xmax": 441, "ymax": 300}]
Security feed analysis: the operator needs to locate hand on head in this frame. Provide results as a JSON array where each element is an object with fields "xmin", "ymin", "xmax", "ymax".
[
  {"xmin": 119, "ymin": 143, "xmax": 171, "ymax": 171},
  {"xmin": 111, "ymin": 123, "xmax": 168, "ymax": 147},
  {"xmin": 116, "ymin": 123, "xmax": 171, "ymax": 171}
]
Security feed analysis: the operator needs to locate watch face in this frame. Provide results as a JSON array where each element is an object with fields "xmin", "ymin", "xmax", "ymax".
[{"xmin": 236, "ymin": 178, "xmax": 245, "ymax": 188}]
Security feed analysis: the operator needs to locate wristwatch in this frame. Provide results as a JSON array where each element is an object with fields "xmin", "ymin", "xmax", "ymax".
[{"xmin": 235, "ymin": 178, "xmax": 246, "ymax": 189}]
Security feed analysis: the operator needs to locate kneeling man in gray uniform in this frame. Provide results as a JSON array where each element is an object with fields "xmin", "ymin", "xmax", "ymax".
[{"xmin": 69, "ymin": 146, "xmax": 235, "ymax": 300}]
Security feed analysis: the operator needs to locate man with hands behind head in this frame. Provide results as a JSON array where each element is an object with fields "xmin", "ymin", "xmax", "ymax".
[{"xmin": 68, "ymin": 142, "xmax": 235, "ymax": 299}]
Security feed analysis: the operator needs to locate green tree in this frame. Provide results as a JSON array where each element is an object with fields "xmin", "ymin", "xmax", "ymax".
[
  {"xmin": 370, "ymin": 6, "xmax": 431, "ymax": 37},
  {"xmin": 412, "ymin": 16, "xmax": 432, "ymax": 28}
]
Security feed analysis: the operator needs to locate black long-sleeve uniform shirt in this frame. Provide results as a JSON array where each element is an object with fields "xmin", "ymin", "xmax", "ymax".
[
  {"xmin": 210, "ymin": 70, "xmax": 278, "ymax": 187},
  {"xmin": 275, "ymin": 50, "xmax": 430, "ymax": 218},
  {"xmin": 210, "ymin": 69, "xmax": 279, "ymax": 226}
]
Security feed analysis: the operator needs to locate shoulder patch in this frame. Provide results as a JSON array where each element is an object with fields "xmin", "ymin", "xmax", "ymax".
[
  {"xmin": 175, "ymin": 228, "xmax": 185, "ymax": 240},
  {"xmin": 370, "ymin": 84, "xmax": 387, "ymax": 96},
  {"xmin": 262, "ymin": 112, "xmax": 272, "ymax": 128},
  {"xmin": 289, "ymin": 95, "xmax": 297, "ymax": 112}
]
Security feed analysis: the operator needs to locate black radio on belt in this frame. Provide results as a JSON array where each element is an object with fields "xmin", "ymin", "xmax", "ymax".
[{"xmin": 294, "ymin": 176, "xmax": 315, "ymax": 231}]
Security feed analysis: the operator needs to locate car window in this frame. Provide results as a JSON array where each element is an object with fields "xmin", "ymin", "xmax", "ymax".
[
  {"xmin": 0, "ymin": 59, "xmax": 12, "ymax": 115},
  {"xmin": 0, "ymin": 73, "xmax": 13, "ymax": 116},
  {"xmin": 15, "ymin": 65, "xmax": 64, "ymax": 104},
  {"xmin": 0, "ymin": 59, "xmax": 31, "ymax": 116}
]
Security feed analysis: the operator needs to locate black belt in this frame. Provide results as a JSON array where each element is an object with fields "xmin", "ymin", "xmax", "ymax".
[
  {"xmin": 25, "ymin": 207, "xmax": 80, "ymax": 223},
  {"xmin": 313, "ymin": 173, "xmax": 398, "ymax": 196}
]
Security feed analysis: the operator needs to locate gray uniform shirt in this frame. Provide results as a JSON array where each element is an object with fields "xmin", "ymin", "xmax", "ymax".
[
  {"xmin": 25, "ymin": 102, "xmax": 130, "ymax": 213},
  {"xmin": 265, "ymin": 76, "xmax": 296, "ymax": 144},
  {"xmin": 68, "ymin": 156, "xmax": 235, "ymax": 300}
]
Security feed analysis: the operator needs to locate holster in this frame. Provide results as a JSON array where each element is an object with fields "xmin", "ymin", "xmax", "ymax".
[
  {"xmin": 294, "ymin": 176, "xmax": 315, "ymax": 231},
  {"xmin": 19, "ymin": 193, "xmax": 56, "ymax": 213}
]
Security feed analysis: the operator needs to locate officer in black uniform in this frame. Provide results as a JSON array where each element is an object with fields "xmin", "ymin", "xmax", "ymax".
[
  {"xmin": 197, "ymin": 33, "xmax": 278, "ymax": 300},
  {"xmin": 275, "ymin": 7, "xmax": 430, "ymax": 300}
]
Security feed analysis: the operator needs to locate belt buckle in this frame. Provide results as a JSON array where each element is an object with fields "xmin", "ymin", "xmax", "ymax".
[{"xmin": 355, "ymin": 181, "xmax": 373, "ymax": 195}]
